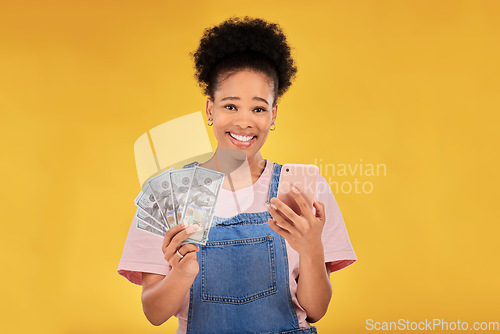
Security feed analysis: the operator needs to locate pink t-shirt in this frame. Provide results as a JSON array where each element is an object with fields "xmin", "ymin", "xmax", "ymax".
[{"xmin": 118, "ymin": 160, "xmax": 357, "ymax": 333}]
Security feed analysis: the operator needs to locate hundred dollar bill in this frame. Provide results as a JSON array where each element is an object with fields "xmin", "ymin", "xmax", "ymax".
[
  {"xmin": 170, "ymin": 168, "xmax": 195, "ymax": 227},
  {"xmin": 134, "ymin": 182, "xmax": 166, "ymax": 229},
  {"xmin": 181, "ymin": 166, "xmax": 225, "ymax": 245},
  {"xmin": 147, "ymin": 168, "xmax": 176, "ymax": 229},
  {"xmin": 136, "ymin": 217, "xmax": 164, "ymax": 237},
  {"xmin": 136, "ymin": 207, "xmax": 167, "ymax": 233}
]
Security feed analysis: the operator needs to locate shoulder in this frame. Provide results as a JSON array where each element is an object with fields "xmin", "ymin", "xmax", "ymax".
[
  {"xmin": 315, "ymin": 174, "xmax": 358, "ymax": 271},
  {"xmin": 315, "ymin": 174, "xmax": 343, "ymax": 220},
  {"xmin": 316, "ymin": 174, "xmax": 335, "ymax": 200}
]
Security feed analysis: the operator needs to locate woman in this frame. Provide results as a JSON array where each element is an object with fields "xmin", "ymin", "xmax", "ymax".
[{"xmin": 118, "ymin": 17, "xmax": 357, "ymax": 333}]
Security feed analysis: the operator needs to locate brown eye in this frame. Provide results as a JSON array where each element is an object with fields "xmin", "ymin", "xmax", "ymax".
[
  {"xmin": 225, "ymin": 105, "xmax": 236, "ymax": 111},
  {"xmin": 254, "ymin": 107, "xmax": 266, "ymax": 113}
]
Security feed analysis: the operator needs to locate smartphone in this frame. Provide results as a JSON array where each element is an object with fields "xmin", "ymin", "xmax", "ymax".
[{"xmin": 276, "ymin": 164, "xmax": 319, "ymax": 215}]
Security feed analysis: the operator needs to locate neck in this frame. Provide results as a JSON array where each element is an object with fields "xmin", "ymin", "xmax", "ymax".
[
  {"xmin": 246, "ymin": 151, "xmax": 266, "ymax": 178},
  {"xmin": 200, "ymin": 149, "xmax": 267, "ymax": 190}
]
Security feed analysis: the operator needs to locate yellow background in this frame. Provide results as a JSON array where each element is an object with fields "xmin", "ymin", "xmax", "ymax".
[{"xmin": 1, "ymin": 0, "xmax": 499, "ymax": 333}]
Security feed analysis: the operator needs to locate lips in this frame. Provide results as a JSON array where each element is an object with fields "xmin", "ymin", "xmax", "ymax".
[
  {"xmin": 226, "ymin": 132, "xmax": 257, "ymax": 148},
  {"xmin": 229, "ymin": 132, "xmax": 255, "ymax": 141}
]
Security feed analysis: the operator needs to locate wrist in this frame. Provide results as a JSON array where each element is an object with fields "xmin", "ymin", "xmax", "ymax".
[{"xmin": 298, "ymin": 246, "xmax": 325, "ymax": 265}]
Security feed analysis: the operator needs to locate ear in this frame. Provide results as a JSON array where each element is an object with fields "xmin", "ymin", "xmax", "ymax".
[
  {"xmin": 206, "ymin": 98, "xmax": 214, "ymax": 120},
  {"xmin": 271, "ymin": 103, "xmax": 278, "ymax": 124}
]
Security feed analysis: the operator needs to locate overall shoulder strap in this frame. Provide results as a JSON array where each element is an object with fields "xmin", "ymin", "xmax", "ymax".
[{"xmin": 268, "ymin": 162, "xmax": 282, "ymax": 202}]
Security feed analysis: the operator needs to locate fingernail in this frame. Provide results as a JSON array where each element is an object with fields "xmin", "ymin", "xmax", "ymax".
[
  {"xmin": 186, "ymin": 225, "xmax": 200, "ymax": 234},
  {"xmin": 181, "ymin": 221, "xmax": 188, "ymax": 228},
  {"xmin": 291, "ymin": 186, "xmax": 299, "ymax": 193}
]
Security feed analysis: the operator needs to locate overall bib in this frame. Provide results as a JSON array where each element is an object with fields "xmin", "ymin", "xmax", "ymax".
[{"xmin": 185, "ymin": 162, "xmax": 318, "ymax": 334}]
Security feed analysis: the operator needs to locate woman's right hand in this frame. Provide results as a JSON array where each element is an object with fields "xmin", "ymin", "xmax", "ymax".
[{"xmin": 162, "ymin": 222, "xmax": 201, "ymax": 278}]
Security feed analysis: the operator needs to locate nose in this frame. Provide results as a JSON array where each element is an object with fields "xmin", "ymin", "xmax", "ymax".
[{"xmin": 233, "ymin": 110, "xmax": 255, "ymax": 128}]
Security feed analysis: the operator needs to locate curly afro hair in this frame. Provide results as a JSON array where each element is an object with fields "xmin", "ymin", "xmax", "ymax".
[{"xmin": 191, "ymin": 17, "xmax": 297, "ymax": 104}]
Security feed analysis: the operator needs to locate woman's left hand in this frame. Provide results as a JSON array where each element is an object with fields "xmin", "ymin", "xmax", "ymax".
[{"xmin": 267, "ymin": 187, "xmax": 326, "ymax": 257}]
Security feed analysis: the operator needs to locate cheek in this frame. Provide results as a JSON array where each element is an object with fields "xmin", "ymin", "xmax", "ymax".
[
  {"xmin": 213, "ymin": 110, "xmax": 229, "ymax": 127},
  {"xmin": 258, "ymin": 118, "xmax": 272, "ymax": 131},
  {"xmin": 212, "ymin": 118, "xmax": 229, "ymax": 139},
  {"xmin": 213, "ymin": 126, "xmax": 225, "ymax": 141}
]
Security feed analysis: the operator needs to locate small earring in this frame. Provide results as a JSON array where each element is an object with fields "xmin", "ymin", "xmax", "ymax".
[
  {"xmin": 270, "ymin": 123, "xmax": 276, "ymax": 131},
  {"xmin": 207, "ymin": 119, "xmax": 213, "ymax": 126}
]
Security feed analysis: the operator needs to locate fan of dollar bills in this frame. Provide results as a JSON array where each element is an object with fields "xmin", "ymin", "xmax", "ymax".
[{"xmin": 134, "ymin": 165, "xmax": 225, "ymax": 245}]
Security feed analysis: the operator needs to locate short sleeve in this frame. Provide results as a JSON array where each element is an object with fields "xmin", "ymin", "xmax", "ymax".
[
  {"xmin": 117, "ymin": 208, "xmax": 171, "ymax": 285},
  {"xmin": 316, "ymin": 174, "xmax": 357, "ymax": 273}
]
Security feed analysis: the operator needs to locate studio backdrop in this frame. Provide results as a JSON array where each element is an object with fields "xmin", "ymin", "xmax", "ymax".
[{"xmin": 1, "ymin": 1, "xmax": 499, "ymax": 333}]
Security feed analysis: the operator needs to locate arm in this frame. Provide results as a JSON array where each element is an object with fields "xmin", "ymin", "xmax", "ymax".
[
  {"xmin": 296, "ymin": 260, "xmax": 332, "ymax": 323},
  {"xmin": 268, "ymin": 187, "xmax": 332, "ymax": 323},
  {"xmin": 141, "ymin": 269, "xmax": 196, "ymax": 325},
  {"xmin": 141, "ymin": 223, "xmax": 200, "ymax": 326}
]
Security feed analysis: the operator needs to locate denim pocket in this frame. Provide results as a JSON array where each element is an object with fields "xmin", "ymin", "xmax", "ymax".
[{"xmin": 201, "ymin": 235, "xmax": 277, "ymax": 304}]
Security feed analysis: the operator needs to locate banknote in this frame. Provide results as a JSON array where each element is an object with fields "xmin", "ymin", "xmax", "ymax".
[
  {"xmin": 181, "ymin": 166, "xmax": 225, "ymax": 245},
  {"xmin": 136, "ymin": 217, "xmax": 164, "ymax": 237},
  {"xmin": 134, "ymin": 182, "xmax": 166, "ymax": 228},
  {"xmin": 170, "ymin": 168, "xmax": 195, "ymax": 227},
  {"xmin": 136, "ymin": 207, "xmax": 167, "ymax": 233},
  {"xmin": 148, "ymin": 168, "xmax": 176, "ymax": 229}
]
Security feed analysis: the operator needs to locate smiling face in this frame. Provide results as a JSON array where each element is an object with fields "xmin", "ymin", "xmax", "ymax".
[{"xmin": 206, "ymin": 69, "xmax": 278, "ymax": 162}]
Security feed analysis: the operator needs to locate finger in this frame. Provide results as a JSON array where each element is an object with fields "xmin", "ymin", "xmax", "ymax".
[
  {"xmin": 166, "ymin": 243, "xmax": 199, "ymax": 266},
  {"xmin": 290, "ymin": 187, "xmax": 316, "ymax": 220},
  {"xmin": 162, "ymin": 222, "xmax": 187, "ymax": 250},
  {"xmin": 268, "ymin": 205, "xmax": 296, "ymax": 234},
  {"xmin": 178, "ymin": 243, "xmax": 200, "ymax": 255},
  {"xmin": 165, "ymin": 224, "xmax": 200, "ymax": 257},
  {"xmin": 165, "ymin": 249, "xmax": 181, "ymax": 267},
  {"xmin": 174, "ymin": 250, "xmax": 184, "ymax": 265},
  {"xmin": 269, "ymin": 197, "xmax": 300, "ymax": 223},
  {"xmin": 268, "ymin": 218, "xmax": 292, "ymax": 239},
  {"xmin": 313, "ymin": 200, "xmax": 326, "ymax": 223},
  {"xmin": 180, "ymin": 251, "xmax": 198, "ymax": 264},
  {"xmin": 176, "ymin": 250, "xmax": 196, "ymax": 263}
]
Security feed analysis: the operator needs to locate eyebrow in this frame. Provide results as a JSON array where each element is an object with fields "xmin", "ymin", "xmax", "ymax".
[{"xmin": 220, "ymin": 96, "xmax": 269, "ymax": 105}]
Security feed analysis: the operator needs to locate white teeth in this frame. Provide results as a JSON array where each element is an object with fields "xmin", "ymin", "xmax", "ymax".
[{"xmin": 229, "ymin": 132, "xmax": 254, "ymax": 142}]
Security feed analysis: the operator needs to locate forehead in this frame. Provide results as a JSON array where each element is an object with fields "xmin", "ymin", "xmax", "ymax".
[{"xmin": 214, "ymin": 70, "xmax": 274, "ymax": 100}]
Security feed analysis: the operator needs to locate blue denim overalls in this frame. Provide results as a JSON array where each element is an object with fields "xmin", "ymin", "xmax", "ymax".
[{"xmin": 183, "ymin": 162, "xmax": 318, "ymax": 334}]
